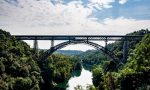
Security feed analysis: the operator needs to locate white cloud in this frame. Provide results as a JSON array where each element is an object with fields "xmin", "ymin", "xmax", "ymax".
[
  {"xmin": 103, "ymin": 17, "xmax": 150, "ymax": 34},
  {"xmin": 0, "ymin": 0, "xmax": 150, "ymax": 51},
  {"xmin": 0, "ymin": 0, "xmax": 93, "ymax": 27},
  {"xmin": 21, "ymin": 17, "xmax": 150, "ymax": 50},
  {"xmin": 88, "ymin": 0, "xmax": 115, "ymax": 9},
  {"xmin": 0, "ymin": 0, "xmax": 149, "ymax": 35},
  {"xmin": 119, "ymin": 0, "xmax": 128, "ymax": 4}
]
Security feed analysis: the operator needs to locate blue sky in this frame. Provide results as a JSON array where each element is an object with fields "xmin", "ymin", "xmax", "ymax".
[{"xmin": 0, "ymin": 0, "xmax": 150, "ymax": 50}]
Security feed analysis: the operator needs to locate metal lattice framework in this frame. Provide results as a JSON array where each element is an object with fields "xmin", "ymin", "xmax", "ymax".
[
  {"xmin": 40, "ymin": 40, "xmax": 120, "ymax": 64},
  {"xmin": 14, "ymin": 35, "xmax": 143, "ymax": 41},
  {"xmin": 13, "ymin": 35, "xmax": 144, "ymax": 65}
]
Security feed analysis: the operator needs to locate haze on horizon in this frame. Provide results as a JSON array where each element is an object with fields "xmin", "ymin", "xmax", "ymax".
[{"xmin": 0, "ymin": 0, "xmax": 150, "ymax": 51}]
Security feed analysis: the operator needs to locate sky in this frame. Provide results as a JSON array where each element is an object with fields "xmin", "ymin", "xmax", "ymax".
[{"xmin": 0, "ymin": 0, "xmax": 150, "ymax": 51}]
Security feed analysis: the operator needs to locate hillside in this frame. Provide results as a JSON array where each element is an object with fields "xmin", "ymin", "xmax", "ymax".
[
  {"xmin": 0, "ymin": 29, "xmax": 42, "ymax": 90},
  {"xmin": 39, "ymin": 49, "xmax": 83, "ymax": 56},
  {"xmin": 91, "ymin": 33, "xmax": 150, "ymax": 90},
  {"xmin": 55, "ymin": 50, "xmax": 83, "ymax": 56},
  {"xmin": 0, "ymin": 29, "xmax": 149, "ymax": 90},
  {"xmin": 0, "ymin": 29, "xmax": 82, "ymax": 90},
  {"xmin": 78, "ymin": 29, "xmax": 150, "ymax": 69}
]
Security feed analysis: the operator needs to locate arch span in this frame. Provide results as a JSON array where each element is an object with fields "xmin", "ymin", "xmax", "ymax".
[{"xmin": 39, "ymin": 40, "xmax": 121, "ymax": 64}]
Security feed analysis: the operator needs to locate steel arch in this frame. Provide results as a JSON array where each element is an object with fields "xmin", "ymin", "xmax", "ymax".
[{"xmin": 39, "ymin": 40, "xmax": 121, "ymax": 64}]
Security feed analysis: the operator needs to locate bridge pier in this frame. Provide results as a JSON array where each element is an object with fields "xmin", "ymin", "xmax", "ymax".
[
  {"xmin": 33, "ymin": 39, "xmax": 39, "ymax": 57},
  {"xmin": 105, "ymin": 37, "xmax": 108, "ymax": 53},
  {"xmin": 123, "ymin": 40, "xmax": 128, "ymax": 63},
  {"xmin": 104, "ymin": 37, "xmax": 108, "ymax": 61},
  {"xmin": 50, "ymin": 40, "xmax": 54, "ymax": 48}
]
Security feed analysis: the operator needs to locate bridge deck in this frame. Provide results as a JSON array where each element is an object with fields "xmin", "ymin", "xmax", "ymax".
[{"xmin": 13, "ymin": 35, "xmax": 144, "ymax": 41}]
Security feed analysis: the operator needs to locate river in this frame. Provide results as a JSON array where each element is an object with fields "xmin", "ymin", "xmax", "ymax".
[{"xmin": 66, "ymin": 67, "xmax": 93, "ymax": 90}]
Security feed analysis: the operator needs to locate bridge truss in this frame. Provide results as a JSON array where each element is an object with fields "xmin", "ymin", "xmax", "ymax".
[{"xmin": 14, "ymin": 35, "xmax": 144, "ymax": 65}]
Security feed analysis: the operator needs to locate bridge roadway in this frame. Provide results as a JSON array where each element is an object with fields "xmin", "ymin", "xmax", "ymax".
[{"xmin": 13, "ymin": 35, "xmax": 144, "ymax": 41}]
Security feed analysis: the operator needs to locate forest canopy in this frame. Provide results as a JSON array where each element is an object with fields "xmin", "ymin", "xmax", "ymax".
[{"xmin": 0, "ymin": 29, "xmax": 149, "ymax": 90}]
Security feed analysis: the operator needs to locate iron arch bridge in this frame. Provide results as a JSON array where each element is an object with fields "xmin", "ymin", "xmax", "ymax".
[
  {"xmin": 40, "ymin": 40, "xmax": 120, "ymax": 64},
  {"xmin": 14, "ymin": 35, "xmax": 144, "ymax": 65}
]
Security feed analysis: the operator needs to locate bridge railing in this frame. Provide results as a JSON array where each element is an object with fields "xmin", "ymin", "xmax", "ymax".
[{"xmin": 13, "ymin": 35, "xmax": 144, "ymax": 41}]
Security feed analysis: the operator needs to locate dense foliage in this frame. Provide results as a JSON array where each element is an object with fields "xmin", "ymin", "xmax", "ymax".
[
  {"xmin": 0, "ymin": 29, "xmax": 149, "ymax": 90},
  {"xmin": 0, "ymin": 29, "xmax": 82, "ymax": 90},
  {"xmin": 118, "ymin": 34, "xmax": 150, "ymax": 89},
  {"xmin": 107, "ymin": 29, "xmax": 150, "ymax": 60},
  {"xmin": 78, "ymin": 50, "xmax": 107, "ymax": 70},
  {"xmin": 80, "ymin": 29, "xmax": 150, "ymax": 70},
  {"xmin": 40, "ymin": 54, "xmax": 82, "ymax": 90},
  {"xmin": 0, "ymin": 29, "xmax": 41, "ymax": 90},
  {"xmin": 91, "ymin": 29, "xmax": 150, "ymax": 90},
  {"xmin": 55, "ymin": 50, "xmax": 83, "ymax": 56}
]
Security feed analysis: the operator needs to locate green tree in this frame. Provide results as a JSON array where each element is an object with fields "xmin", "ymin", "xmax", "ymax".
[
  {"xmin": 0, "ymin": 29, "xmax": 41, "ymax": 90},
  {"xmin": 120, "ymin": 34, "xmax": 150, "ymax": 89}
]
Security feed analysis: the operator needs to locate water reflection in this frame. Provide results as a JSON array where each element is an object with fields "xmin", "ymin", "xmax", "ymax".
[{"xmin": 67, "ymin": 68, "xmax": 93, "ymax": 90}]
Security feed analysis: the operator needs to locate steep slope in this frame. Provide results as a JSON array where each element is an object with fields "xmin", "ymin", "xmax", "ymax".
[
  {"xmin": 91, "ymin": 30, "xmax": 150, "ymax": 89},
  {"xmin": 78, "ymin": 29, "xmax": 150, "ymax": 70},
  {"xmin": 0, "ymin": 29, "xmax": 41, "ymax": 90}
]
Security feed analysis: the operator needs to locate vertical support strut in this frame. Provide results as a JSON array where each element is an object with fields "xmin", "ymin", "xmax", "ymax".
[
  {"xmin": 86, "ymin": 37, "xmax": 89, "ymax": 43},
  {"xmin": 123, "ymin": 39, "xmax": 128, "ymax": 63},
  {"xmin": 104, "ymin": 37, "xmax": 108, "ymax": 61},
  {"xmin": 50, "ymin": 39, "xmax": 55, "ymax": 54},
  {"xmin": 105, "ymin": 37, "xmax": 108, "ymax": 53},
  {"xmin": 51, "ymin": 39, "xmax": 54, "ymax": 48},
  {"xmin": 33, "ymin": 39, "xmax": 39, "ymax": 57}
]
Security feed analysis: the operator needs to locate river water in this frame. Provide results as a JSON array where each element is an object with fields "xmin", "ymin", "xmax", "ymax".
[{"xmin": 66, "ymin": 67, "xmax": 93, "ymax": 90}]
